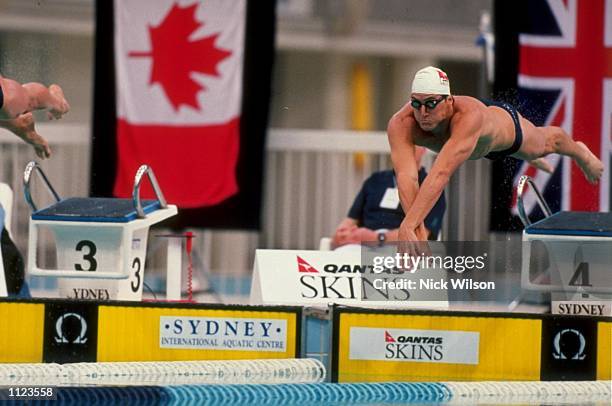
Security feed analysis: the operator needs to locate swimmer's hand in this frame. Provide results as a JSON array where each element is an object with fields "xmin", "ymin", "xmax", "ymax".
[
  {"xmin": 398, "ymin": 221, "xmax": 431, "ymax": 266},
  {"xmin": 399, "ymin": 221, "xmax": 428, "ymax": 242},
  {"xmin": 3, "ymin": 113, "xmax": 51, "ymax": 159}
]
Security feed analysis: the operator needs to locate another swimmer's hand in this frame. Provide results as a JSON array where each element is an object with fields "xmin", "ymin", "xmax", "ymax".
[
  {"xmin": 32, "ymin": 141, "xmax": 51, "ymax": 159},
  {"xmin": 5, "ymin": 113, "xmax": 51, "ymax": 159}
]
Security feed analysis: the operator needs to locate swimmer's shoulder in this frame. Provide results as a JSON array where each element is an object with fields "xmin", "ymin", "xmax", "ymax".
[
  {"xmin": 450, "ymin": 96, "xmax": 486, "ymax": 124},
  {"xmin": 388, "ymin": 103, "xmax": 416, "ymax": 130},
  {"xmin": 388, "ymin": 109, "xmax": 422, "ymax": 145},
  {"xmin": 452, "ymin": 95, "xmax": 485, "ymax": 111}
]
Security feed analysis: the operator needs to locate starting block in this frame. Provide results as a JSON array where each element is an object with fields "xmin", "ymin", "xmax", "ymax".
[
  {"xmin": 517, "ymin": 176, "xmax": 612, "ymax": 317},
  {"xmin": 24, "ymin": 162, "xmax": 177, "ymax": 301}
]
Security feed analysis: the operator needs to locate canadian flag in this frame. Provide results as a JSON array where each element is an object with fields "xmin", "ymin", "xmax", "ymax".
[{"xmin": 113, "ymin": 0, "xmax": 245, "ymax": 207}]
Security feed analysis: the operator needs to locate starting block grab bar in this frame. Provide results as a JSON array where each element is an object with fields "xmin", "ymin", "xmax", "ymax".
[
  {"xmin": 25, "ymin": 162, "xmax": 169, "ymax": 218},
  {"xmin": 133, "ymin": 165, "xmax": 168, "ymax": 218},
  {"xmin": 23, "ymin": 161, "xmax": 61, "ymax": 212},
  {"xmin": 516, "ymin": 175, "xmax": 552, "ymax": 227},
  {"xmin": 23, "ymin": 163, "xmax": 177, "ymax": 301}
]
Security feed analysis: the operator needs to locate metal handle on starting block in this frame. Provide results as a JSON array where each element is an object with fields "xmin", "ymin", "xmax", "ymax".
[
  {"xmin": 516, "ymin": 175, "xmax": 552, "ymax": 227},
  {"xmin": 133, "ymin": 165, "xmax": 167, "ymax": 218},
  {"xmin": 23, "ymin": 161, "xmax": 61, "ymax": 211}
]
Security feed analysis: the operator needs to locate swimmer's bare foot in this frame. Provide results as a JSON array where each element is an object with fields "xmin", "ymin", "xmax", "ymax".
[
  {"xmin": 528, "ymin": 157, "xmax": 554, "ymax": 174},
  {"xmin": 8, "ymin": 112, "xmax": 51, "ymax": 159},
  {"xmin": 575, "ymin": 141, "xmax": 603, "ymax": 184},
  {"xmin": 47, "ymin": 84, "xmax": 70, "ymax": 120}
]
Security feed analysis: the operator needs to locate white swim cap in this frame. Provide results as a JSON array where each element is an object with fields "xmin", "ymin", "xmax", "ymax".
[{"xmin": 411, "ymin": 66, "xmax": 451, "ymax": 95}]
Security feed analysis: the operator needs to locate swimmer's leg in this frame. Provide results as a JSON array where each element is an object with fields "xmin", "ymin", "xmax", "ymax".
[
  {"xmin": 528, "ymin": 157, "xmax": 553, "ymax": 174},
  {"xmin": 0, "ymin": 77, "xmax": 69, "ymax": 120},
  {"xmin": 516, "ymin": 115, "xmax": 603, "ymax": 184}
]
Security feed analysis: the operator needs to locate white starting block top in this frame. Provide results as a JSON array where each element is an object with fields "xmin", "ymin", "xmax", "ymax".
[
  {"xmin": 24, "ymin": 162, "xmax": 177, "ymax": 301},
  {"xmin": 27, "ymin": 198, "xmax": 177, "ymax": 279},
  {"xmin": 517, "ymin": 176, "xmax": 612, "ymax": 316},
  {"xmin": 522, "ymin": 212, "xmax": 612, "ymax": 316},
  {"xmin": 522, "ymin": 212, "xmax": 612, "ymax": 317},
  {"xmin": 522, "ymin": 211, "xmax": 612, "ymax": 295}
]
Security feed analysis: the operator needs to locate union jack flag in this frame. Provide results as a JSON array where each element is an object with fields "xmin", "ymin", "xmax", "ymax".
[{"xmin": 492, "ymin": 0, "xmax": 612, "ymax": 229}]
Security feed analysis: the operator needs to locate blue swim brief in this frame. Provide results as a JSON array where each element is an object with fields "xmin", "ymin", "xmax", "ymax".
[{"xmin": 481, "ymin": 99, "xmax": 523, "ymax": 160}]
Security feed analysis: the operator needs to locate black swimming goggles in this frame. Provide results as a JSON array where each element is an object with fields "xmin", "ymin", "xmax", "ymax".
[{"xmin": 410, "ymin": 96, "xmax": 448, "ymax": 110}]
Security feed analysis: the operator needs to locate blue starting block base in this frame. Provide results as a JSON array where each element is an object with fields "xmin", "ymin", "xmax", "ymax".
[
  {"xmin": 525, "ymin": 211, "xmax": 612, "ymax": 237},
  {"xmin": 32, "ymin": 198, "xmax": 161, "ymax": 223}
]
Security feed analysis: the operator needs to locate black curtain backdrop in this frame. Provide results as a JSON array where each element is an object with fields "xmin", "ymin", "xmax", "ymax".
[{"xmin": 490, "ymin": 0, "xmax": 524, "ymax": 232}]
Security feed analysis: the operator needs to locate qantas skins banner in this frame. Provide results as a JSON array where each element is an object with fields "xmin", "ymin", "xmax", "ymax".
[
  {"xmin": 491, "ymin": 0, "xmax": 612, "ymax": 231},
  {"xmin": 92, "ymin": 0, "xmax": 275, "ymax": 229}
]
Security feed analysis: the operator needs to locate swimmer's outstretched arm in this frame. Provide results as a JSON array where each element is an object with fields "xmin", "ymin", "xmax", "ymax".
[
  {"xmin": 388, "ymin": 115, "xmax": 420, "ymax": 218},
  {"xmin": 400, "ymin": 114, "xmax": 480, "ymax": 241}
]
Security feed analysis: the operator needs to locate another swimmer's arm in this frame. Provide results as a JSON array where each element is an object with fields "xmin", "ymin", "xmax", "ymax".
[
  {"xmin": 0, "ymin": 114, "xmax": 51, "ymax": 159},
  {"xmin": 403, "ymin": 112, "xmax": 481, "ymax": 230},
  {"xmin": 387, "ymin": 115, "xmax": 419, "ymax": 215}
]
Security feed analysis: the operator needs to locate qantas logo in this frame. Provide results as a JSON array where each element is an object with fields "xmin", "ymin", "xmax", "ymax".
[
  {"xmin": 296, "ymin": 256, "xmax": 403, "ymax": 274},
  {"xmin": 297, "ymin": 256, "xmax": 319, "ymax": 273},
  {"xmin": 385, "ymin": 333, "xmax": 443, "ymax": 345},
  {"xmin": 437, "ymin": 70, "xmax": 449, "ymax": 84}
]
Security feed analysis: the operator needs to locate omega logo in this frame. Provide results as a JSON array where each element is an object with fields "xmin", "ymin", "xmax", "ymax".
[
  {"xmin": 553, "ymin": 328, "xmax": 586, "ymax": 360},
  {"xmin": 54, "ymin": 312, "xmax": 88, "ymax": 344}
]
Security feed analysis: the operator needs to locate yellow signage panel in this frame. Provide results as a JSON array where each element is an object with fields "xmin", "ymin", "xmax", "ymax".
[
  {"xmin": 97, "ymin": 306, "xmax": 299, "ymax": 361},
  {"xmin": 336, "ymin": 312, "xmax": 542, "ymax": 382},
  {"xmin": 0, "ymin": 302, "xmax": 45, "ymax": 362},
  {"xmin": 597, "ymin": 321, "xmax": 611, "ymax": 380}
]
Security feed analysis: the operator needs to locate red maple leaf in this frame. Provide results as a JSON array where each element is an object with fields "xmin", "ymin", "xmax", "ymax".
[{"xmin": 128, "ymin": 3, "xmax": 232, "ymax": 111}]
